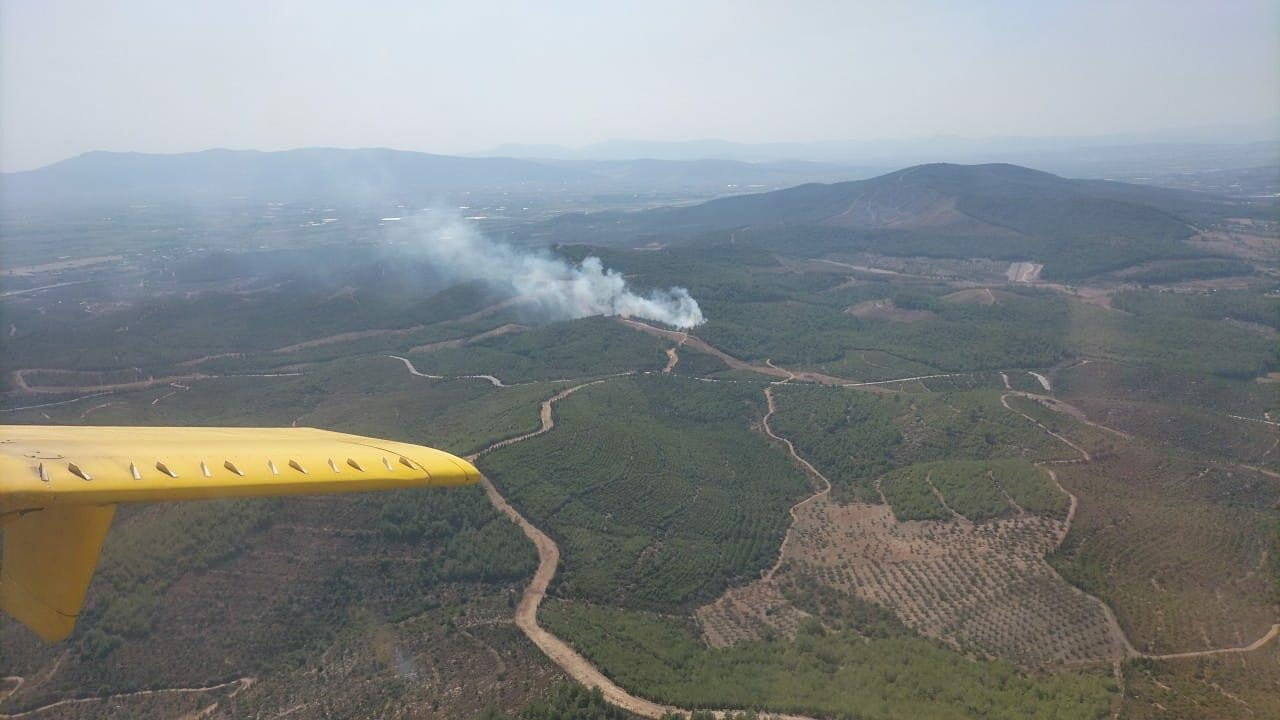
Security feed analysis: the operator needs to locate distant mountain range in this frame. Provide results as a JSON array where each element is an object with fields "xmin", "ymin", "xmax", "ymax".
[
  {"xmin": 5, "ymin": 131, "xmax": 1278, "ymax": 212},
  {"xmin": 4, "ymin": 148, "xmax": 1273, "ymax": 281},
  {"xmin": 487, "ymin": 122, "xmax": 1280, "ymax": 184},
  {"xmin": 0, "ymin": 148, "xmax": 878, "ymax": 209}
]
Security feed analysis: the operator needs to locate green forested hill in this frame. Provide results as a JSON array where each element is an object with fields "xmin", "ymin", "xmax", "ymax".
[{"xmin": 541, "ymin": 163, "xmax": 1274, "ymax": 279}]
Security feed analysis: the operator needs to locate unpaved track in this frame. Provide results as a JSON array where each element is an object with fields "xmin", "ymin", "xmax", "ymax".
[
  {"xmin": 0, "ymin": 677, "xmax": 253, "ymax": 719},
  {"xmin": 465, "ymin": 379, "xmax": 820, "ymax": 720},
  {"xmin": 0, "ymin": 281, "xmax": 92, "ymax": 298},
  {"xmin": 621, "ymin": 318, "xmax": 962, "ymax": 389},
  {"xmin": 662, "ymin": 348, "xmax": 680, "ymax": 374},
  {"xmin": 466, "ymin": 378, "xmax": 688, "ymax": 718},
  {"xmin": 1028, "ymin": 372, "xmax": 1052, "ymax": 392},
  {"xmin": 1004, "ymin": 391, "xmax": 1132, "ymax": 440},
  {"xmin": 400, "ymin": 336, "xmax": 1277, "ymax": 714},
  {"xmin": 78, "ymin": 401, "xmax": 123, "ymax": 419},
  {"xmin": 388, "ymin": 355, "xmax": 507, "ymax": 387},
  {"xmin": 760, "ymin": 387, "xmax": 831, "ymax": 581},
  {"xmin": 0, "ymin": 679, "xmax": 21, "ymax": 704},
  {"xmin": 842, "ymin": 373, "xmax": 965, "ymax": 387},
  {"xmin": 662, "ymin": 332, "xmax": 687, "ymax": 374},
  {"xmin": 1145, "ymin": 624, "xmax": 1280, "ymax": 660},
  {"xmin": 1001, "ymin": 391, "xmax": 1136, "ymax": 658},
  {"xmin": 10, "ymin": 369, "xmax": 213, "ymax": 395},
  {"xmin": 764, "ymin": 359, "xmax": 795, "ymax": 384},
  {"xmin": 1001, "ymin": 392, "xmax": 1280, "ymax": 661},
  {"xmin": 1000, "ymin": 392, "xmax": 1094, "ymax": 461},
  {"xmin": 0, "ymin": 392, "xmax": 113, "ymax": 414},
  {"xmin": 620, "ymin": 318, "xmax": 791, "ymax": 381}
]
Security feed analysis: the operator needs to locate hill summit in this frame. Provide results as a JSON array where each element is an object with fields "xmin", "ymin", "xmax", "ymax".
[{"xmin": 546, "ymin": 163, "xmax": 1263, "ymax": 280}]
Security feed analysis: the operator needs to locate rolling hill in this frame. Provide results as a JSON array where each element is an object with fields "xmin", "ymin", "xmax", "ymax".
[{"xmin": 542, "ymin": 163, "xmax": 1273, "ymax": 279}]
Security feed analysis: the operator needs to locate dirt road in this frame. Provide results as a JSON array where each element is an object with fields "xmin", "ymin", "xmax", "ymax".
[
  {"xmin": 0, "ymin": 677, "xmax": 253, "ymax": 719},
  {"xmin": 620, "ymin": 318, "xmax": 791, "ymax": 381},
  {"xmin": 1145, "ymin": 624, "xmax": 1280, "ymax": 660},
  {"xmin": 9, "ymin": 369, "xmax": 213, "ymax": 395},
  {"xmin": 661, "ymin": 331, "xmax": 687, "ymax": 374},
  {"xmin": 1000, "ymin": 392, "xmax": 1137, "ymax": 659},
  {"xmin": 759, "ymin": 387, "xmax": 832, "ymax": 581},
  {"xmin": 388, "ymin": 355, "xmax": 506, "ymax": 387},
  {"xmin": 466, "ymin": 379, "xmax": 821, "ymax": 720},
  {"xmin": 466, "ymin": 379, "xmax": 687, "ymax": 717},
  {"xmin": 1000, "ymin": 391, "xmax": 1280, "ymax": 661},
  {"xmin": 621, "ymin": 318, "xmax": 966, "ymax": 390},
  {"xmin": 0, "ymin": 280, "xmax": 93, "ymax": 298},
  {"xmin": 424, "ymin": 356, "xmax": 1276, "ymax": 715}
]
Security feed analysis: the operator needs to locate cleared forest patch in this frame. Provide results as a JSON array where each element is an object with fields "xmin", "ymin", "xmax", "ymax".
[
  {"xmin": 697, "ymin": 495, "xmax": 1127, "ymax": 668},
  {"xmin": 845, "ymin": 298, "xmax": 935, "ymax": 322},
  {"xmin": 696, "ymin": 581, "xmax": 810, "ymax": 648},
  {"xmin": 697, "ymin": 388, "xmax": 1127, "ymax": 669}
]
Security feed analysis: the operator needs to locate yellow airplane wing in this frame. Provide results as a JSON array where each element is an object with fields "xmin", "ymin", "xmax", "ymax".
[{"xmin": 0, "ymin": 425, "xmax": 480, "ymax": 642}]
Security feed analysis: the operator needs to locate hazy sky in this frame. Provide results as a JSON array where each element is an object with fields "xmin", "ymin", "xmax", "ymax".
[{"xmin": 2, "ymin": 0, "xmax": 1277, "ymax": 171}]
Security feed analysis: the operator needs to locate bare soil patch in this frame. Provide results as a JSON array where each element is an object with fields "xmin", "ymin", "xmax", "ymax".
[
  {"xmin": 1006, "ymin": 262, "xmax": 1044, "ymax": 283},
  {"xmin": 845, "ymin": 299, "xmax": 934, "ymax": 322}
]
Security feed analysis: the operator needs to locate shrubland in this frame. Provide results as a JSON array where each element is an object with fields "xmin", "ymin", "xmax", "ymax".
[
  {"xmin": 479, "ymin": 375, "xmax": 810, "ymax": 611},
  {"xmin": 542, "ymin": 600, "xmax": 1114, "ymax": 720}
]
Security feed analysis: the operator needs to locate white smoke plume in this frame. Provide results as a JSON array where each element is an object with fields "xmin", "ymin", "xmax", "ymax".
[{"xmin": 404, "ymin": 212, "xmax": 705, "ymax": 328}]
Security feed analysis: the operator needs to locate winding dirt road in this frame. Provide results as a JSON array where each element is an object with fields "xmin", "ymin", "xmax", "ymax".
[
  {"xmin": 621, "ymin": 318, "xmax": 963, "ymax": 390},
  {"xmin": 9, "ymin": 369, "xmax": 213, "ymax": 395},
  {"xmin": 0, "ymin": 677, "xmax": 253, "ymax": 719},
  {"xmin": 662, "ymin": 331, "xmax": 688, "ymax": 374},
  {"xmin": 1144, "ymin": 624, "xmax": 1280, "ymax": 660},
  {"xmin": 620, "ymin": 318, "xmax": 790, "ymax": 381},
  {"xmin": 451, "ymin": 325, "xmax": 1279, "ymax": 713},
  {"xmin": 387, "ymin": 355, "xmax": 507, "ymax": 387},
  {"xmin": 759, "ymin": 387, "xmax": 832, "ymax": 581},
  {"xmin": 465, "ymin": 379, "xmax": 820, "ymax": 720},
  {"xmin": 1000, "ymin": 391, "xmax": 1137, "ymax": 659}
]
